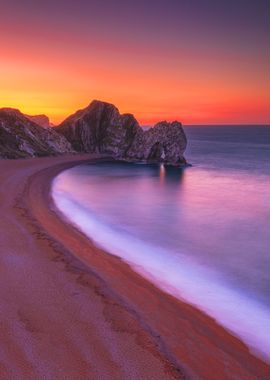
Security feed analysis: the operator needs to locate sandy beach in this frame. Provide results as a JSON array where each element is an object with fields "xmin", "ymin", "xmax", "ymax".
[{"xmin": 0, "ymin": 154, "xmax": 269, "ymax": 380}]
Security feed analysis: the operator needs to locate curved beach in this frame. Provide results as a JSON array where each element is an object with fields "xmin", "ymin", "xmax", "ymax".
[{"xmin": 0, "ymin": 154, "xmax": 270, "ymax": 379}]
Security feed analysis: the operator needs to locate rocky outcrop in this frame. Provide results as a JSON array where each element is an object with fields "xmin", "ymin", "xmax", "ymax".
[
  {"xmin": 0, "ymin": 108, "xmax": 74, "ymax": 159},
  {"xmin": 56, "ymin": 100, "xmax": 140, "ymax": 156},
  {"xmin": 24, "ymin": 114, "xmax": 53, "ymax": 128},
  {"xmin": 57, "ymin": 100, "xmax": 187, "ymax": 165},
  {"xmin": 0, "ymin": 101, "xmax": 187, "ymax": 163},
  {"xmin": 126, "ymin": 121, "xmax": 187, "ymax": 165}
]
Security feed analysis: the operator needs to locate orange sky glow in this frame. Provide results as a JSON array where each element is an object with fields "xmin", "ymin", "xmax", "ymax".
[{"xmin": 1, "ymin": 1, "xmax": 269, "ymax": 125}]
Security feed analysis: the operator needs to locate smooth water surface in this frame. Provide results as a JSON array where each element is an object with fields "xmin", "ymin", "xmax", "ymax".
[{"xmin": 52, "ymin": 125, "xmax": 270, "ymax": 360}]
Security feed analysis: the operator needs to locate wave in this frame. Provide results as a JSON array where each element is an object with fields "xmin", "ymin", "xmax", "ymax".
[{"xmin": 52, "ymin": 176, "xmax": 270, "ymax": 362}]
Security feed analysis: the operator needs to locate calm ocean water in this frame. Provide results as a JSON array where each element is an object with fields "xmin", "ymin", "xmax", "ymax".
[{"xmin": 52, "ymin": 125, "xmax": 270, "ymax": 360}]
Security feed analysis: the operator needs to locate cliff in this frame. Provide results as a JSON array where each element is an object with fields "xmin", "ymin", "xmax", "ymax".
[
  {"xmin": 24, "ymin": 114, "xmax": 53, "ymax": 128},
  {"xmin": 0, "ymin": 108, "xmax": 74, "ymax": 159},
  {"xmin": 0, "ymin": 101, "xmax": 187, "ymax": 164},
  {"xmin": 56, "ymin": 100, "xmax": 187, "ymax": 165}
]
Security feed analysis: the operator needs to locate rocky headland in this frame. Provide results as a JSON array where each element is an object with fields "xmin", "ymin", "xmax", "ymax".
[{"xmin": 0, "ymin": 100, "xmax": 187, "ymax": 165}]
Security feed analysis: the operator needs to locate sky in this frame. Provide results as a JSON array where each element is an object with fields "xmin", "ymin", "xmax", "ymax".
[{"xmin": 0, "ymin": 0, "xmax": 269, "ymax": 125}]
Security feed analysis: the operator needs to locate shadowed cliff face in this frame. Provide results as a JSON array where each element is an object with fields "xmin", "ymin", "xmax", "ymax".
[
  {"xmin": 56, "ymin": 100, "xmax": 187, "ymax": 165},
  {"xmin": 0, "ymin": 108, "xmax": 74, "ymax": 159},
  {"xmin": 0, "ymin": 101, "xmax": 187, "ymax": 163},
  {"xmin": 56, "ymin": 101, "xmax": 140, "ymax": 156}
]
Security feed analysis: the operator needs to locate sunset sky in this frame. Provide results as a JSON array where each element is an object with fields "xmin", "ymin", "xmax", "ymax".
[{"xmin": 1, "ymin": 0, "xmax": 269, "ymax": 125}]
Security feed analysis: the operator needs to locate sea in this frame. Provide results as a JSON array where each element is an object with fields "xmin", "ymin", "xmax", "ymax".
[{"xmin": 52, "ymin": 125, "xmax": 270, "ymax": 361}]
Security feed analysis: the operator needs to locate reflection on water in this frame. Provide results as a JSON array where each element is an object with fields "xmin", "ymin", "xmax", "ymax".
[
  {"xmin": 53, "ymin": 160, "xmax": 270, "ymax": 306},
  {"xmin": 159, "ymin": 163, "xmax": 165, "ymax": 184},
  {"xmin": 52, "ymin": 126, "xmax": 270, "ymax": 360},
  {"xmin": 159, "ymin": 164, "xmax": 186, "ymax": 185}
]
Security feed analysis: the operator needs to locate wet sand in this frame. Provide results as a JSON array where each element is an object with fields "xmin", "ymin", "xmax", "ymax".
[{"xmin": 0, "ymin": 154, "xmax": 269, "ymax": 379}]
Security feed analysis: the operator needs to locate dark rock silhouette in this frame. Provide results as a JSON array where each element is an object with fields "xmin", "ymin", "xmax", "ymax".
[
  {"xmin": 57, "ymin": 100, "xmax": 187, "ymax": 165},
  {"xmin": 0, "ymin": 101, "xmax": 187, "ymax": 164},
  {"xmin": 24, "ymin": 114, "xmax": 53, "ymax": 128},
  {"xmin": 0, "ymin": 108, "xmax": 73, "ymax": 159}
]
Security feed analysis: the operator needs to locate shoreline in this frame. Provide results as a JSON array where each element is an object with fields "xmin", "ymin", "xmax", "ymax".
[{"xmin": 1, "ymin": 154, "xmax": 270, "ymax": 379}]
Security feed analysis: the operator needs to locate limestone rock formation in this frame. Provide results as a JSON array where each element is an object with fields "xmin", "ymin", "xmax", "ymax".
[
  {"xmin": 56, "ymin": 101, "xmax": 140, "ymax": 156},
  {"xmin": 24, "ymin": 114, "xmax": 53, "ymax": 128},
  {"xmin": 127, "ymin": 121, "xmax": 187, "ymax": 165},
  {"xmin": 0, "ymin": 101, "xmax": 187, "ymax": 163},
  {"xmin": 57, "ymin": 100, "xmax": 187, "ymax": 165},
  {"xmin": 0, "ymin": 108, "xmax": 74, "ymax": 159}
]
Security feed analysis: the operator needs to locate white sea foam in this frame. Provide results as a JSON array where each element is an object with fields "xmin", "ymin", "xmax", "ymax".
[{"xmin": 52, "ymin": 177, "xmax": 270, "ymax": 362}]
